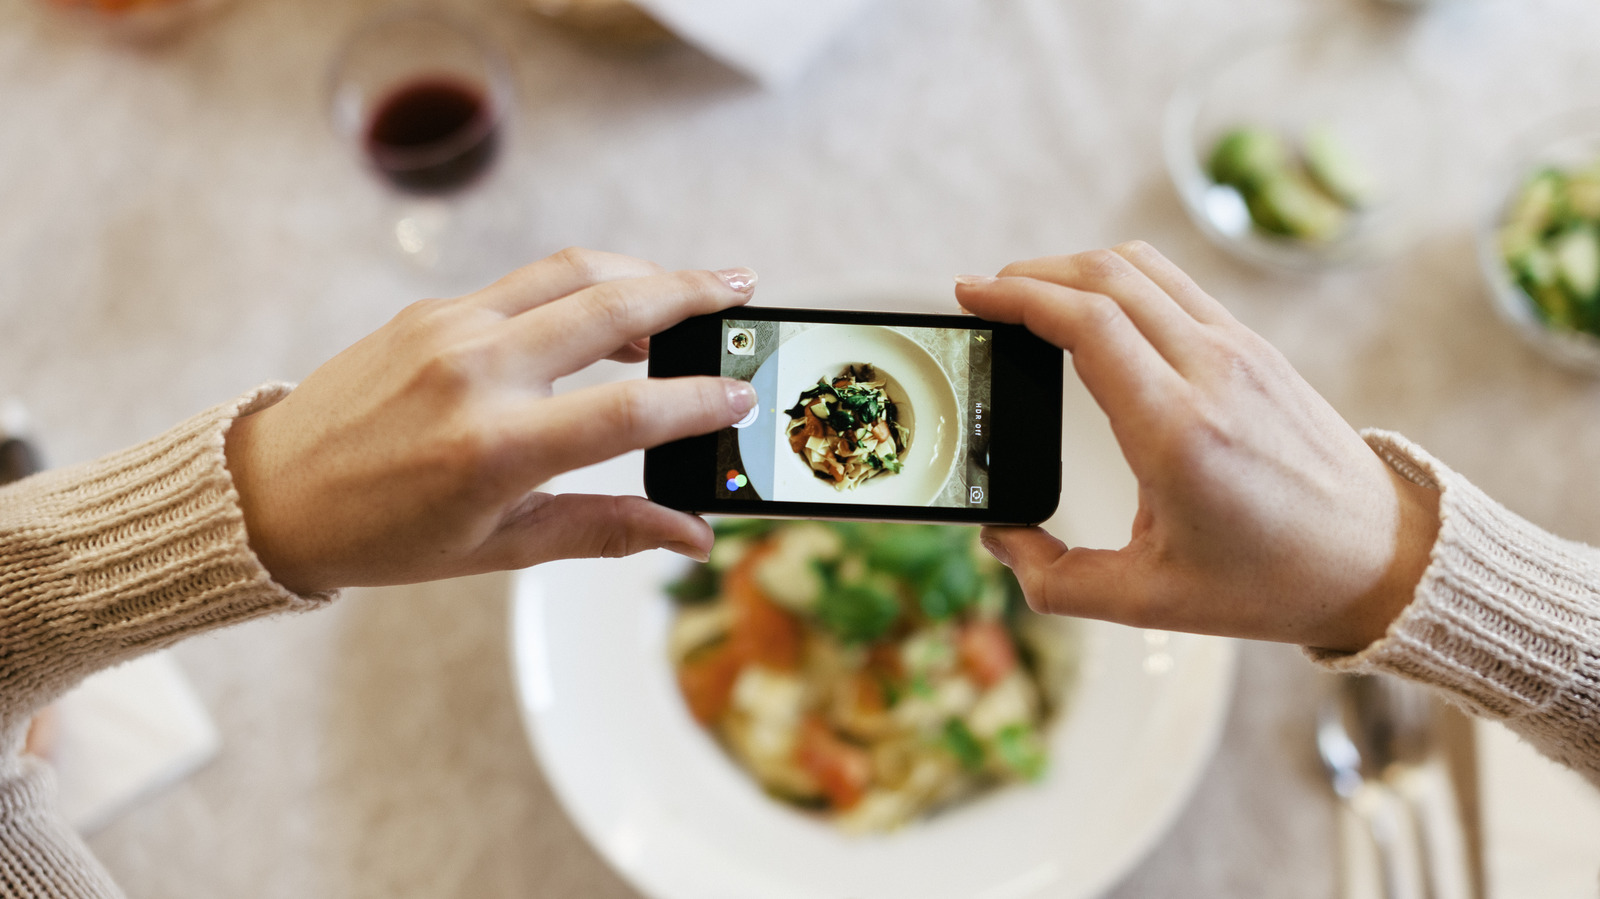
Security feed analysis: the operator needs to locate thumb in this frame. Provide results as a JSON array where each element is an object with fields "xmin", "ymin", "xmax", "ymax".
[
  {"xmin": 479, "ymin": 493, "xmax": 713, "ymax": 569},
  {"xmin": 980, "ymin": 526, "xmax": 1141, "ymax": 623}
]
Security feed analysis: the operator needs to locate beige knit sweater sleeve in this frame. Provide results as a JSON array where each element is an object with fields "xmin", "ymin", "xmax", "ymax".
[
  {"xmin": 1309, "ymin": 430, "xmax": 1600, "ymax": 785},
  {"xmin": 3, "ymin": 397, "xmax": 1599, "ymax": 895},
  {"xmin": 0, "ymin": 384, "xmax": 334, "ymax": 898}
]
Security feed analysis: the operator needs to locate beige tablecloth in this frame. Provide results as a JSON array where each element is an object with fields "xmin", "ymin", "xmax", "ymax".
[{"xmin": 5, "ymin": 0, "xmax": 1600, "ymax": 895}]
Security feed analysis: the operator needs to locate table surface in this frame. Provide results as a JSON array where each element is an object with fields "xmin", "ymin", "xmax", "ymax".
[{"xmin": 6, "ymin": 0, "xmax": 1600, "ymax": 896}]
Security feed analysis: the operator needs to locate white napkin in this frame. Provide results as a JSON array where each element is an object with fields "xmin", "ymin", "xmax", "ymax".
[
  {"xmin": 633, "ymin": 0, "xmax": 875, "ymax": 88},
  {"xmin": 49, "ymin": 652, "xmax": 221, "ymax": 835},
  {"xmin": 1476, "ymin": 719, "xmax": 1600, "ymax": 897}
]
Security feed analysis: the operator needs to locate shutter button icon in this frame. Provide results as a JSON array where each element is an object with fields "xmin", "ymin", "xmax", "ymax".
[{"xmin": 732, "ymin": 400, "xmax": 759, "ymax": 429}]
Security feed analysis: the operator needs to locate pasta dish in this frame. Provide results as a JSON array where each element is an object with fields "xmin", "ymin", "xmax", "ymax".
[{"xmin": 783, "ymin": 365, "xmax": 910, "ymax": 491}]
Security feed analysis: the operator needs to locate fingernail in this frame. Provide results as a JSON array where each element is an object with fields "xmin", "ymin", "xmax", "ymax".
[
  {"xmin": 717, "ymin": 267, "xmax": 759, "ymax": 292},
  {"xmin": 664, "ymin": 541, "xmax": 711, "ymax": 563},
  {"xmin": 980, "ymin": 536, "xmax": 1013, "ymax": 568},
  {"xmin": 725, "ymin": 379, "xmax": 757, "ymax": 415},
  {"xmin": 954, "ymin": 274, "xmax": 996, "ymax": 286}
]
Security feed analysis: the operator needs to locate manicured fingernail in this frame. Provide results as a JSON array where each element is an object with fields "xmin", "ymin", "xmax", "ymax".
[
  {"xmin": 980, "ymin": 536, "xmax": 1013, "ymax": 568},
  {"xmin": 664, "ymin": 541, "xmax": 711, "ymax": 563},
  {"xmin": 954, "ymin": 274, "xmax": 996, "ymax": 286},
  {"xmin": 717, "ymin": 267, "xmax": 758, "ymax": 292},
  {"xmin": 725, "ymin": 379, "xmax": 757, "ymax": 415}
]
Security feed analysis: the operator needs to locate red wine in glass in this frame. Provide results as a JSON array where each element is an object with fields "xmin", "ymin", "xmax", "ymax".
[{"xmin": 365, "ymin": 77, "xmax": 499, "ymax": 194}]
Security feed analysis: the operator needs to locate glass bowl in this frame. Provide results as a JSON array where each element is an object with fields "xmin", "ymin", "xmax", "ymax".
[
  {"xmin": 1164, "ymin": 24, "xmax": 1436, "ymax": 271},
  {"xmin": 1476, "ymin": 111, "xmax": 1600, "ymax": 375}
]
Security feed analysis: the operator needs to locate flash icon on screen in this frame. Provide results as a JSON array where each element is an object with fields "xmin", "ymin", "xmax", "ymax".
[{"xmin": 969, "ymin": 486, "xmax": 984, "ymax": 505}]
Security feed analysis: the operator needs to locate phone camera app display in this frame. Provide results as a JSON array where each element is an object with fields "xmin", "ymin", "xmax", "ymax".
[{"xmin": 715, "ymin": 320, "xmax": 992, "ymax": 509}]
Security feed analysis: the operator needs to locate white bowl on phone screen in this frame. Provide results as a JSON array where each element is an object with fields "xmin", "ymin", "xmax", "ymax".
[
  {"xmin": 508, "ymin": 286, "xmax": 1238, "ymax": 899},
  {"xmin": 755, "ymin": 323, "xmax": 960, "ymax": 507}
]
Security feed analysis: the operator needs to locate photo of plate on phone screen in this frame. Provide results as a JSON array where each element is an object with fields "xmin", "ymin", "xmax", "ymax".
[{"xmin": 744, "ymin": 325, "xmax": 960, "ymax": 507}]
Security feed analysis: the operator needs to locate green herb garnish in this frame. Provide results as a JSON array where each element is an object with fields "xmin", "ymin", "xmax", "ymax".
[
  {"xmin": 942, "ymin": 719, "xmax": 986, "ymax": 773},
  {"xmin": 995, "ymin": 723, "xmax": 1048, "ymax": 781},
  {"xmin": 815, "ymin": 582, "xmax": 901, "ymax": 643}
]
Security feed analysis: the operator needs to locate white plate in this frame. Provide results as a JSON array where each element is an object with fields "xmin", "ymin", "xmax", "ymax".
[
  {"xmin": 510, "ymin": 291, "xmax": 1237, "ymax": 898},
  {"xmin": 758, "ymin": 323, "xmax": 960, "ymax": 506}
]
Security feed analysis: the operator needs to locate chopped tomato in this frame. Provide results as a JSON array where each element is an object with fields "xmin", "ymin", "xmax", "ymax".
[
  {"xmin": 677, "ymin": 642, "xmax": 744, "ymax": 725},
  {"xmin": 958, "ymin": 619, "xmax": 1018, "ymax": 689},
  {"xmin": 795, "ymin": 715, "xmax": 873, "ymax": 810},
  {"xmin": 725, "ymin": 548, "xmax": 803, "ymax": 670},
  {"xmin": 788, "ymin": 409, "xmax": 826, "ymax": 455}
]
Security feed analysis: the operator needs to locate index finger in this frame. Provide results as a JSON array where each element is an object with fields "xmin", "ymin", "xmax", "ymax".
[
  {"xmin": 514, "ymin": 267, "xmax": 757, "ymax": 380},
  {"xmin": 1108, "ymin": 241, "xmax": 1235, "ymax": 326},
  {"xmin": 470, "ymin": 247, "xmax": 666, "ymax": 317},
  {"xmin": 956, "ymin": 275, "xmax": 1187, "ymax": 435},
  {"xmin": 998, "ymin": 249, "xmax": 1206, "ymax": 372}
]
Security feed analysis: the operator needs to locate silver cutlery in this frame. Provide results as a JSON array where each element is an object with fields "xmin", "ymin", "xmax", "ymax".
[{"xmin": 1318, "ymin": 673, "xmax": 1473, "ymax": 899}]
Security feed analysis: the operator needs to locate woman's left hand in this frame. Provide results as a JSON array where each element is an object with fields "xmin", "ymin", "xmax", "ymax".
[{"xmin": 224, "ymin": 248, "xmax": 759, "ymax": 595}]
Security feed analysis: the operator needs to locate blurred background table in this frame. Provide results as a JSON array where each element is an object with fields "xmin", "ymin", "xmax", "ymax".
[{"xmin": 5, "ymin": 0, "xmax": 1600, "ymax": 896}]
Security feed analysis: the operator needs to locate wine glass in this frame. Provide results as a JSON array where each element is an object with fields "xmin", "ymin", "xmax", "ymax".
[{"xmin": 328, "ymin": 10, "xmax": 514, "ymax": 270}]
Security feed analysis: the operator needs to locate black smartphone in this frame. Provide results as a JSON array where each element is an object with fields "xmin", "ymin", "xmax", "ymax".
[{"xmin": 645, "ymin": 306, "xmax": 1063, "ymax": 525}]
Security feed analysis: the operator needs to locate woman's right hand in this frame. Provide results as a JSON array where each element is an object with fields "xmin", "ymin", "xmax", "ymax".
[{"xmin": 956, "ymin": 242, "xmax": 1440, "ymax": 653}]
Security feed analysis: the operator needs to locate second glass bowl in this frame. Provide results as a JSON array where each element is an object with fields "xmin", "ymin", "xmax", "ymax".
[
  {"xmin": 1477, "ymin": 111, "xmax": 1600, "ymax": 375},
  {"xmin": 1164, "ymin": 24, "xmax": 1436, "ymax": 271}
]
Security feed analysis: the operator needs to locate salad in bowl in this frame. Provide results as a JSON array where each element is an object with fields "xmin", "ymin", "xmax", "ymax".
[{"xmin": 667, "ymin": 520, "xmax": 1076, "ymax": 832}]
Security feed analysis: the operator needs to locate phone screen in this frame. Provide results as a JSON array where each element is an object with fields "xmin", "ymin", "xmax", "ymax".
[{"xmin": 715, "ymin": 319, "xmax": 993, "ymax": 509}]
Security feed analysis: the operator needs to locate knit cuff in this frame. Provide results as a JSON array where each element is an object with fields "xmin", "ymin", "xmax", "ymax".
[
  {"xmin": 0, "ymin": 761, "xmax": 124, "ymax": 897},
  {"xmin": 0, "ymin": 384, "xmax": 335, "ymax": 710},
  {"xmin": 1306, "ymin": 430, "xmax": 1600, "ymax": 722}
]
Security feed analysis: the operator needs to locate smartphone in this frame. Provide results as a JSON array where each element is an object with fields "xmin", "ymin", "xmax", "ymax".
[{"xmin": 644, "ymin": 306, "xmax": 1063, "ymax": 525}]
